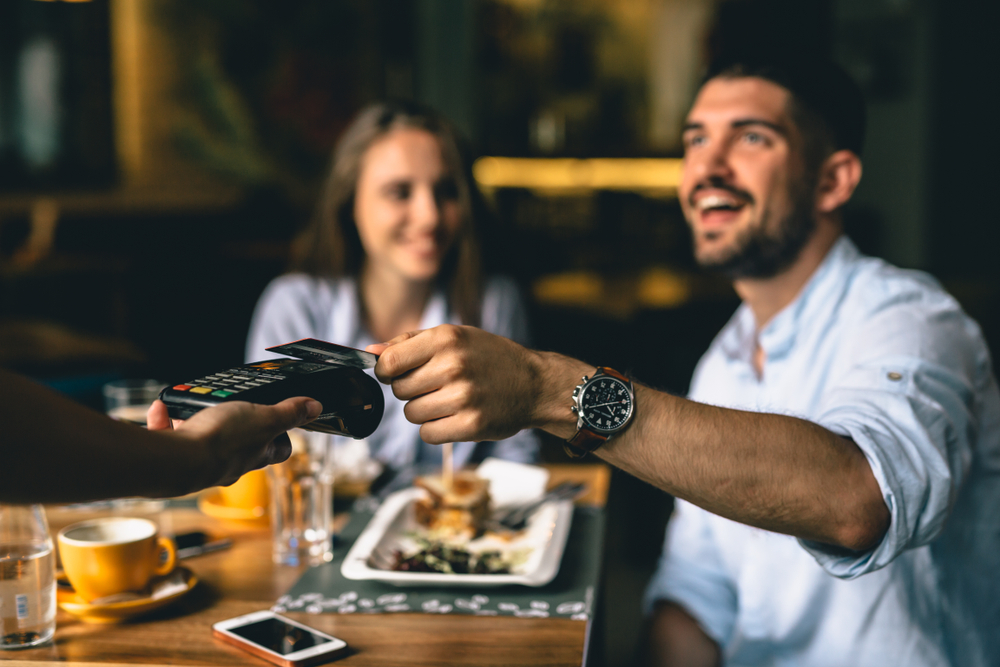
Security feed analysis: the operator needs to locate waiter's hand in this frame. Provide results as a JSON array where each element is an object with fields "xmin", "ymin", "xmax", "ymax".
[{"xmin": 146, "ymin": 397, "xmax": 322, "ymax": 488}]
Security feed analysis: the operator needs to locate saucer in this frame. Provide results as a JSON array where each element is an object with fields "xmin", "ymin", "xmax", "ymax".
[
  {"xmin": 197, "ymin": 489, "xmax": 269, "ymax": 526},
  {"xmin": 57, "ymin": 566, "xmax": 198, "ymax": 623}
]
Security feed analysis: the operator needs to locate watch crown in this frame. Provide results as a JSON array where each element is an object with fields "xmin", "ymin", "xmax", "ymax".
[
  {"xmin": 572, "ymin": 387, "xmax": 579, "ymax": 397},
  {"xmin": 571, "ymin": 406, "xmax": 578, "ymax": 414},
  {"xmin": 581, "ymin": 375, "xmax": 589, "ymax": 382}
]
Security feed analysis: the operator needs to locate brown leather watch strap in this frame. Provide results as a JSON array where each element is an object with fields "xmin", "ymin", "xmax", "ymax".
[
  {"xmin": 568, "ymin": 427, "xmax": 608, "ymax": 451},
  {"xmin": 562, "ymin": 441, "xmax": 590, "ymax": 459},
  {"xmin": 597, "ymin": 366, "xmax": 629, "ymax": 382}
]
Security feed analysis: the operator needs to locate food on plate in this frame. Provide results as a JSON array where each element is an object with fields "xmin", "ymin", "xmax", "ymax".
[
  {"xmin": 385, "ymin": 538, "xmax": 524, "ymax": 575},
  {"xmin": 414, "ymin": 470, "xmax": 491, "ymax": 539}
]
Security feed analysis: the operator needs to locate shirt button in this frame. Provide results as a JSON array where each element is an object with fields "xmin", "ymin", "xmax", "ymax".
[{"xmin": 887, "ymin": 372, "xmax": 903, "ymax": 381}]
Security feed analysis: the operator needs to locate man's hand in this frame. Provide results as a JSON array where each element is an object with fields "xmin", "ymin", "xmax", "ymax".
[
  {"xmin": 147, "ymin": 397, "xmax": 322, "ymax": 490},
  {"xmin": 368, "ymin": 325, "xmax": 582, "ymax": 443}
]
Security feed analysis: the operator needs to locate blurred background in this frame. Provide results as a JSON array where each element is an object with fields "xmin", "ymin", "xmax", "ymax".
[{"xmin": 1, "ymin": 0, "xmax": 996, "ymax": 663}]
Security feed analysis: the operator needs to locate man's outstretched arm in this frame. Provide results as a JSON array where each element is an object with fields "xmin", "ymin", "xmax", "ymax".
[
  {"xmin": 370, "ymin": 325, "xmax": 889, "ymax": 551},
  {"xmin": 1, "ymin": 369, "xmax": 322, "ymax": 504}
]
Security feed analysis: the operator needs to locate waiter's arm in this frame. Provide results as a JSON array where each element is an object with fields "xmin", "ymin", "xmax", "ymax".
[
  {"xmin": 370, "ymin": 326, "xmax": 889, "ymax": 551},
  {"xmin": 0, "ymin": 369, "xmax": 321, "ymax": 504}
]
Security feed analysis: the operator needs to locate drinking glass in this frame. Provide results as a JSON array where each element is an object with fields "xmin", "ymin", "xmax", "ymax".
[
  {"xmin": 103, "ymin": 379, "xmax": 166, "ymax": 425},
  {"xmin": 0, "ymin": 505, "xmax": 56, "ymax": 649},
  {"xmin": 267, "ymin": 430, "xmax": 334, "ymax": 566},
  {"xmin": 101, "ymin": 379, "xmax": 169, "ymax": 517}
]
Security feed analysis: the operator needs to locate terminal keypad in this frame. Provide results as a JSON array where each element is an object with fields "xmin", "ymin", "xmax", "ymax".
[{"xmin": 173, "ymin": 367, "xmax": 286, "ymax": 398}]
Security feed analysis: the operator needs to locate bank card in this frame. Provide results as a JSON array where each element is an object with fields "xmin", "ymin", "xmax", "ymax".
[{"xmin": 265, "ymin": 338, "xmax": 378, "ymax": 370}]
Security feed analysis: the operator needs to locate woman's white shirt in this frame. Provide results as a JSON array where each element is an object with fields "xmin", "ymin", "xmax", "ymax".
[{"xmin": 245, "ymin": 274, "xmax": 539, "ymax": 469}]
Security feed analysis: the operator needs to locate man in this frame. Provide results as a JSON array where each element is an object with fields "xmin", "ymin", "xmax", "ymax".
[
  {"xmin": 366, "ymin": 56, "xmax": 1000, "ymax": 666},
  {"xmin": 1, "ymin": 368, "xmax": 322, "ymax": 504}
]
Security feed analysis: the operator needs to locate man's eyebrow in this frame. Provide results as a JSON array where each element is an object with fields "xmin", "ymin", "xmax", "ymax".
[
  {"xmin": 681, "ymin": 119, "xmax": 788, "ymax": 136},
  {"xmin": 731, "ymin": 118, "xmax": 787, "ymax": 135}
]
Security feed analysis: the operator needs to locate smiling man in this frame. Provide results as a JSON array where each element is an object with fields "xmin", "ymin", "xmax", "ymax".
[{"xmin": 368, "ymin": 57, "xmax": 1000, "ymax": 666}]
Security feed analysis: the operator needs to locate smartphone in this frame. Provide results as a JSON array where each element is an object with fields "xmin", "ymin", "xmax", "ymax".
[
  {"xmin": 174, "ymin": 531, "xmax": 233, "ymax": 559},
  {"xmin": 213, "ymin": 610, "xmax": 348, "ymax": 667},
  {"xmin": 159, "ymin": 339, "xmax": 384, "ymax": 439}
]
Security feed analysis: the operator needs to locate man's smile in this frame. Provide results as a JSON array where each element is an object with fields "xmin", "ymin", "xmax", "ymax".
[{"xmin": 690, "ymin": 187, "xmax": 753, "ymax": 229}]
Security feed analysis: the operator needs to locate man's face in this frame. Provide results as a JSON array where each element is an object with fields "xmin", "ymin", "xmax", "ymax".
[{"xmin": 679, "ymin": 77, "xmax": 817, "ymax": 279}]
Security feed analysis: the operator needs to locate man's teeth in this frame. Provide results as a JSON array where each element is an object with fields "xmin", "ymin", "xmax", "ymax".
[{"xmin": 697, "ymin": 194, "xmax": 743, "ymax": 211}]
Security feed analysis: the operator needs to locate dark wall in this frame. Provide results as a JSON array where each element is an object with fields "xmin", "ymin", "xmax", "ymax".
[{"xmin": 928, "ymin": 0, "xmax": 1000, "ymax": 278}]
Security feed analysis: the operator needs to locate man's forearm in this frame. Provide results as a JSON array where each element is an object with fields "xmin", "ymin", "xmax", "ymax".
[{"xmin": 527, "ymin": 352, "xmax": 889, "ymax": 550}]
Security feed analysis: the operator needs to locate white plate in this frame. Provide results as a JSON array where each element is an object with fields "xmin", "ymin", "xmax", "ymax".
[{"xmin": 341, "ymin": 487, "xmax": 573, "ymax": 587}]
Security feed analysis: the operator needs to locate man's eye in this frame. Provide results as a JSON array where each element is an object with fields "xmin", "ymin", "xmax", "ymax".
[
  {"xmin": 743, "ymin": 132, "xmax": 765, "ymax": 145},
  {"xmin": 684, "ymin": 134, "xmax": 706, "ymax": 150}
]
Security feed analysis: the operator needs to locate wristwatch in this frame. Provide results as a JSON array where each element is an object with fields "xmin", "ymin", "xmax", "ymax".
[{"xmin": 564, "ymin": 367, "xmax": 635, "ymax": 458}]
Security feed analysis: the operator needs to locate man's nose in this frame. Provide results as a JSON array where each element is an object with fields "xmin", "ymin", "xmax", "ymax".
[{"xmin": 689, "ymin": 141, "xmax": 734, "ymax": 182}]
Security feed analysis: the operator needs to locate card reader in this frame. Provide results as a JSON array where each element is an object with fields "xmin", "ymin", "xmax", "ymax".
[{"xmin": 158, "ymin": 339, "xmax": 385, "ymax": 439}]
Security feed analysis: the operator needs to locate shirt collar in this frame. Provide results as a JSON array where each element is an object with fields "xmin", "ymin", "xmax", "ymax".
[{"xmin": 719, "ymin": 235, "xmax": 859, "ymax": 363}]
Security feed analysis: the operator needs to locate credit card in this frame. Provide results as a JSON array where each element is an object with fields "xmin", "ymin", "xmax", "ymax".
[{"xmin": 265, "ymin": 338, "xmax": 378, "ymax": 370}]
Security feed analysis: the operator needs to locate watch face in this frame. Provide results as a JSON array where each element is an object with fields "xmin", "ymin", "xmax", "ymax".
[{"xmin": 579, "ymin": 376, "xmax": 633, "ymax": 433}]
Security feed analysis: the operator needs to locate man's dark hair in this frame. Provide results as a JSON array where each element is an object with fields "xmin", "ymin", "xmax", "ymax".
[{"xmin": 704, "ymin": 55, "xmax": 867, "ymax": 162}]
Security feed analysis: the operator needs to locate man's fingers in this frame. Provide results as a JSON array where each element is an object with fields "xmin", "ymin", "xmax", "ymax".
[
  {"xmin": 366, "ymin": 330, "xmax": 422, "ymax": 353},
  {"xmin": 401, "ymin": 390, "xmax": 453, "ymax": 426},
  {"xmin": 366, "ymin": 330, "xmax": 423, "ymax": 357},
  {"xmin": 146, "ymin": 400, "xmax": 173, "ymax": 431},
  {"xmin": 373, "ymin": 329, "xmax": 443, "ymax": 383},
  {"xmin": 419, "ymin": 413, "xmax": 482, "ymax": 445}
]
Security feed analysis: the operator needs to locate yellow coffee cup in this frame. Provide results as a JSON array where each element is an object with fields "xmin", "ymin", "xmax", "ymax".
[
  {"xmin": 57, "ymin": 517, "xmax": 176, "ymax": 603},
  {"xmin": 216, "ymin": 468, "xmax": 270, "ymax": 512}
]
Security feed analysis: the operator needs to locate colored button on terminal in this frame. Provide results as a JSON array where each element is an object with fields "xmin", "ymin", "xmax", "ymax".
[
  {"xmin": 173, "ymin": 385, "xmax": 192, "ymax": 391},
  {"xmin": 189, "ymin": 387, "xmax": 213, "ymax": 394},
  {"xmin": 211, "ymin": 390, "xmax": 235, "ymax": 397}
]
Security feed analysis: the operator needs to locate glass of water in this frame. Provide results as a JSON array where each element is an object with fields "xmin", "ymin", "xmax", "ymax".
[
  {"xmin": 102, "ymin": 379, "xmax": 169, "ymax": 516},
  {"xmin": 103, "ymin": 379, "xmax": 166, "ymax": 425},
  {"xmin": 0, "ymin": 505, "xmax": 56, "ymax": 649},
  {"xmin": 267, "ymin": 430, "xmax": 334, "ymax": 567}
]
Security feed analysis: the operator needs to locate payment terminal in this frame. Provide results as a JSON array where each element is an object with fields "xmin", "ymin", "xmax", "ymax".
[{"xmin": 158, "ymin": 339, "xmax": 384, "ymax": 439}]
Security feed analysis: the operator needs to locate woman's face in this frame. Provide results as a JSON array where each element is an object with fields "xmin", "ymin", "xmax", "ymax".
[{"xmin": 354, "ymin": 127, "xmax": 463, "ymax": 285}]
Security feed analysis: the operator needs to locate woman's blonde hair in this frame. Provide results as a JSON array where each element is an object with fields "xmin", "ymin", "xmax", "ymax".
[{"xmin": 291, "ymin": 100, "xmax": 485, "ymax": 327}]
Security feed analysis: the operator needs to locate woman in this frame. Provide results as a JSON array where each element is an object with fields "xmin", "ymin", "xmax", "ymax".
[{"xmin": 246, "ymin": 100, "xmax": 538, "ymax": 469}]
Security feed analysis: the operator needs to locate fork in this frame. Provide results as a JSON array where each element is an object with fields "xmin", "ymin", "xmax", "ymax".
[{"xmin": 484, "ymin": 481, "xmax": 587, "ymax": 532}]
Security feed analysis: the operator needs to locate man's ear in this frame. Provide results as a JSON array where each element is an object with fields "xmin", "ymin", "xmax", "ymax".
[{"xmin": 815, "ymin": 150, "xmax": 862, "ymax": 214}]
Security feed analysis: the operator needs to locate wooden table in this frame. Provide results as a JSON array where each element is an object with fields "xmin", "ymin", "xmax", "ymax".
[{"xmin": 3, "ymin": 464, "xmax": 610, "ymax": 667}]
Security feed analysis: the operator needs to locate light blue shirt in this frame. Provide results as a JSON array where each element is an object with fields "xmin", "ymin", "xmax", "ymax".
[
  {"xmin": 246, "ymin": 274, "xmax": 539, "ymax": 469},
  {"xmin": 645, "ymin": 237, "xmax": 1000, "ymax": 666}
]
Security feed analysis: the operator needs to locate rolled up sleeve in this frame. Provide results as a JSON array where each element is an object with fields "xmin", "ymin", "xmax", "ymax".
[{"xmin": 803, "ymin": 358, "xmax": 976, "ymax": 578}]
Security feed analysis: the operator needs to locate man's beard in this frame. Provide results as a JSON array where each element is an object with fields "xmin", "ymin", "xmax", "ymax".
[{"xmin": 692, "ymin": 188, "xmax": 816, "ymax": 280}]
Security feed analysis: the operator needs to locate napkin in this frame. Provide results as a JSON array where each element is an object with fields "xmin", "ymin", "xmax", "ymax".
[{"xmin": 475, "ymin": 458, "xmax": 549, "ymax": 508}]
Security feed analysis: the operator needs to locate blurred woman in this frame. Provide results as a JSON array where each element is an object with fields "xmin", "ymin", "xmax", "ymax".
[{"xmin": 246, "ymin": 100, "xmax": 538, "ymax": 470}]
